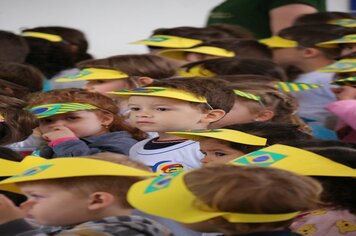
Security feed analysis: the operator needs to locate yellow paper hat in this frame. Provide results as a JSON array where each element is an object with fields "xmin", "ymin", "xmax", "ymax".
[
  {"xmin": 230, "ymin": 144, "xmax": 356, "ymax": 177},
  {"xmin": 21, "ymin": 31, "xmax": 63, "ymax": 42},
  {"xmin": 56, "ymin": 68, "xmax": 129, "ymax": 82},
  {"xmin": 317, "ymin": 34, "xmax": 356, "ymax": 47},
  {"xmin": 318, "ymin": 59, "xmax": 356, "ymax": 73},
  {"xmin": 0, "ymin": 156, "xmax": 49, "ymax": 177},
  {"xmin": 130, "ymin": 35, "xmax": 202, "ymax": 48},
  {"xmin": 166, "ymin": 129, "xmax": 266, "ymax": 146},
  {"xmin": 0, "ymin": 156, "xmax": 156, "ymax": 194},
  {"xmin": 259, "ymin": 36, "xmax": 298, "ymax": 48},
  {"xmin": 275, "ymin": 82, "xmax": 324, "ymax": 92},
  {"xmin": 331, "ymin": 76, "xmax": 356, "ymax": 85},
  {"xmin": 159, "ymin": 46, "xmax": 235, "ymax": 60},
  {"xmin": 128, "ymin": 171, "xmax": 300, "ymax": 223},
  {"xmin": 29, "ymin": 103, "xmax": 98, "ymax": 118},
  {"xmin": 108, "ymin": 86, "xmax": 208, "ymax": 103},
  {"xmin": 328, "ymin": 18, "xmax": 356, "ymax": 28},
  {"xmin": 177, "ymin": 65, "xmax": 216, "ymax": 77}
]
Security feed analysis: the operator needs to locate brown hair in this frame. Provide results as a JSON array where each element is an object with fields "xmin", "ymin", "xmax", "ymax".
[
  {"xmin": 150, "ymin": 77, "xmax": 236, "ymax": 113},
  {"xmin": 185, "ymin": 164, "xmax": 322, "ymax": 234},
  {"xmin": 278, "ymin": 24, "xmax": 346, "ymax": 59},
  {"xmin": 0, "ymin": 95, "xmax": 38, "ymax": 145},
  {"xmin": 26, "ymin": 88, "xmax": 146, "ymax": 140},
  {"xmin": 18, "ymin": 153, "xmax": 150, "ymax": 208},
  {"xmin": 0, "ymin": 30, "xmax": 29, "ymax": 63},
  {"xmin": 0, "ymin": 62, "xmax": 44, "ymax": 98},
  {"xmin": 206, "ymin": 24, "xmax": 255, "ymax": 39},
  {"xmin": 229, "ymin": 81, "xmax": 310, "ymax": 132}
]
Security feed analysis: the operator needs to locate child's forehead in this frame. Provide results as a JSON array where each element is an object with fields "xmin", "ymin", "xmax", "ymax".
[{"xmin": 128, "ymin": 95, "xmax": 190, "ymax": 105}]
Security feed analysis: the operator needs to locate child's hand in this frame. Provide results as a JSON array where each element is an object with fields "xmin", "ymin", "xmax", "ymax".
[
  {"xmin": 331, "ymin": 86, "xmax": 356, "ymax": 100},
  {"xmin": 0, "ymin": 194, "xmax": 24, "ymax": 224},
  {"xmin": 42, "ymin": 125, "xmax": 77, "ymax": 142}
]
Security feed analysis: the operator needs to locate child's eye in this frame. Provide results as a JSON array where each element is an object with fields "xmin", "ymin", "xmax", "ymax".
[
  {"xmin": 66, "ymin": 116, "xmax": 79, "ymax": 120},
  {"xmin": 40, "ymin": 118, "xmax": 53, "ymax": 124},
  {"xmin": 214, "ymin": 151, "xmax": 227, "ymax": 157},
  {"xmin": 156, "ymin": 107, "xmax": 169, "ymax": 111},
  {"xmin": 129, "ymin": 107, "xmax": 140, "ymax": 111},
  {"xmin": 200, "ymin": 150, "xmax": 207, "ymax": 156},
  {"xmin": 27, "ymin": 194, "xmax": 45, "ymax": 199}
]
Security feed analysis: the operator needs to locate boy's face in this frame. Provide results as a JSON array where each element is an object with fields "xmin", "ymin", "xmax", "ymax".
[
  {"xmin": 19, "ymin": 182, "xmax": 90, "ymax": 226},
  {"xmin": 84, "ymin": 79, "xmax": 131, "ymax": 94},
  {"xmin": 209, "ymin": 99, "xmax": 257, "ymax": 129},
  {"xmin": 272, "ymin": 47, "xmax": 304, "ymax": 66},
  {"xmin": 39, "ymin": 110, "xmax": 109, "ymax": 138},
  {"xmin": 199, "ymin": 138, "xmax": 244, "ymax": 165},
  {"xmin": 128, "ymin": 96, "xmax": 208, "ymax": 133}
]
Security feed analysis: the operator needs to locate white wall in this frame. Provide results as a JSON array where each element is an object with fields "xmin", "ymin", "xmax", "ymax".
[{"xmin": 0, "ymin": 0, "xmax": 349, "ymax": 58}]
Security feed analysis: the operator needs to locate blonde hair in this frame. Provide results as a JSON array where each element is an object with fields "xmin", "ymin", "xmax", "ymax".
[
  {"xmin": 185, "ymin": 164, "xmax": 322, "ymax": 234},
  {"xmin": 19, "ymin": 153, "xmax": 151, "ymax": 208},
  {"xmin": 230, "ymin": 82, "xmax": 311, "ymax": 133}
]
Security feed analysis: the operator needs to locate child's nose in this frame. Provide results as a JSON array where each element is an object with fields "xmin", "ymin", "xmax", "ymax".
[
  {"xmin": 135, "ymin": 110, "xmax": 153, "ymax": 118},
  {"xmin": 20, "ymin": 200, "xmax": 36, "ymax": 212}
]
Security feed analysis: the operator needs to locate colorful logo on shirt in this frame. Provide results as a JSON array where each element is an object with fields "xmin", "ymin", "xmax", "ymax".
[
  {"xmin": 144, "ymin": 172, "xmax": 181, "ymax": 194},
  {"xmin": 150, "ymin": 161, "xmax": 184, "ymax": 174},
  {"xmin": 232, "ymin": 150, "xmax": 287, "ymax": 167},
  {"xmin": 10, "ymin": 164, "xmax": 53, "ymax": 179}
]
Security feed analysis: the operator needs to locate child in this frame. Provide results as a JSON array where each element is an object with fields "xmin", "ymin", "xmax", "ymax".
[
  {"xmin": 128, "ymin": 164, "xmax": 322, "ymax": 235},
  {"xmin": 110, "ymin": 77, "xmax": 236, "ymax": 173},
  {"xmin": 0, "ymin": 95, "xmax": 38, "ymax": 146},
  {"xmin": 168, "ymin": 122, "xmax": 312, "ymax": 165},
  {"xmin": 260, "ymin": 24, "xmax": 345, "ymax": 127},
  {"xmin": 0, "ymin": 154, "xmax": 172, "ymax": 236},
  {"xmin": 209, "ymin": 81, "xmax": 309, "ymax": 133},
  {"xmin": 0, "ymin": 62, "xmax": 44, "ymax": 99},
  {"xmin": 27, "ymin": 88, "xmax": 142, "ymax": 158}
]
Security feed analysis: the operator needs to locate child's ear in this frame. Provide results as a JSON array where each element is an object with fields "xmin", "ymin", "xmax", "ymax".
[
  {"xmin": 100, "ymin": 112, "xmax": 115, "ymax": 126},
  {"xmin": 87, "ymin": 192, "xmax": 115, "ymax": 210},
  {"xmin": 254, "ymin": 109, "xmax": 275, "ymax": 122},
  {"xmin": 136, "ymin": 77, "xmax": 154, "ymax": 87},
  {"xmin": 201, "ymin": 109, "xmax": 226, "ymax": 123},
  {"xmin": 302, "ymin": 47, "xmax": 320, "ymax": 58}
]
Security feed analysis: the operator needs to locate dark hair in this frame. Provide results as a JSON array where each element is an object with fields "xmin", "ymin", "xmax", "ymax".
[
  {"xmin": 22, "ymin": 27, "xmax": 76, "ymax": 78},
  {"xmin": 150, "ymin": 77, "xmax": 236, "ymax": 113},
  {"xmin": 293, "ymin": 11, "xmax": 355, "ymax": 26},
  {"xmin": 278, "ymin": 24, "xmax": 346, "ymax": 59},
  {"xmin": 0, "ymin": 30, "xmax": 29, "ymax": 63},
  {"xmin": 0, "ymin": 95, "xmax": 38, "ymax": 145},
  {"xmin": 206, "ymin": 24, "xmax": 255, "ymax": 39},
  {"xmin": 0, "ymin": 62, "xmax": 44, "ymax": 98},
  {"xmin": 77, "ymin": 54, "xmax": 175, "ymax": 80},
  {"xmin": 182, "ymin": 58, "xmax": 288, "ymax": 81},
  {"xmin": 222, "ymin": 122, "xmax": 312, "ymax": 153}
]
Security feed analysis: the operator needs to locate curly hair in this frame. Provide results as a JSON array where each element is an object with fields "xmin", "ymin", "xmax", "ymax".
[{"xmin": 26, "ymin": 88, "xmax": 146, "ymax": 140}]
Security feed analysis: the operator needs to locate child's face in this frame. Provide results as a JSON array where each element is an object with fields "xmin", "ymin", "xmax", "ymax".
[
  {"xmin": 19, "ymin": 182, "xmax": 90, "ymax": 226},
  {"xmin": 199, "ymin": 138, "xmax": 245, "ymax": 165},
  {"xmin": 39, "ymin": 110, "xmax": 109, "ymax": 138},
  {"xmin": 209, "ymin": 99, "xmax": 257, "ymax": 129},
  {"xmin": 273, "ymin": 47, "xmax": 304, "ymax": 67},
  {"xmin": 84, "ymin": 79, "xmax": 132, "ymax": 94},
  {"xmin": 128, "ymin": 96, "xmax": 208, "ymax": 133}
]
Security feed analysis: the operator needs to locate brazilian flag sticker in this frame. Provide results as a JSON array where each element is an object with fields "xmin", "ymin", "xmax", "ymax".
[{"xmin": 232, "ymin": 150, "xmax": 287, "ymax": 167}]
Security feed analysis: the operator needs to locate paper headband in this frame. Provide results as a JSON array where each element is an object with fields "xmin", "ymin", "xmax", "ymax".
[
  {"xmin": 131, "ymin": 35, "xmax": 202, "ymax": 48},
  {"xmin": 331, "ymin": 76, "xmax": 356, "ymax": 85},
  {"xmin": 128, "ymin": 171, "xmax": 300, "ymax": 224},
  {"xmin": 261, "ymin": 36, "xmax": 337, "ymax": 48},
  {"xmin": 0, "ymin": 155, "xmax": 156, "ymax": 194},
  {"xmin": 159, "ymin": 46, "xmax": 235, "ymax": 60},
  {"xmin": 275, "ymin": 82, "xmax": 324, "ymax": 92},
  {"xmin": 328, "ymin": 18, "xmax": 356, "ymax": 28},
  {"xmin": 229, "ymin": 144, "xmax": 356, "ymax": 177},
  {"xmin": 21, "ymin": 31, "xmax": 63, "ymax": 42},
  {"xmin": 177, "ymin": 65, "xmax": 216, "ymax": 77},
  {"xmin": 29, "ymin": 103, "xmax": 98, "ymax": 118},
  {"xmin": 318, "ymin": 59, "xmax": 356, "ymax": 73},
  {"xmin": 166, "ymin": 128, "xmax": 267, "ymax": 146},
  {"xmin": 108, "ymin": 87, "xmax": 208, "ymax": 103},
  {"xmin": 56, "ymin": 68, "xmax": 129, "ymax": 82},
  {"xmin": 317, "ymin": 34, "xmax": 356, "ymax": 47}
]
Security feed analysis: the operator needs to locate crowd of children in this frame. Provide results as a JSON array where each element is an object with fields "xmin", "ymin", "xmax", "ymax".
[{"xmin": 0, "ymin": 10, "xmax": 355, "ymax": 236}]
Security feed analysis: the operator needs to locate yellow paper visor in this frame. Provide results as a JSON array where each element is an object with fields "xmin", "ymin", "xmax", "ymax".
[
  {"xmin": 166, "ymin": 129, "xmax": 267, "ymax": 146},
  {"xmin": 108, "ymin": 86, "xmax": 208, "ymax": 103},
  {"xmin": 317, "ymin": 34, "xmax": 356, "ymax": 47},
  {"xmin": 56, "ymin": 68, "xmax": 129, "ymax": 82},
  {"xmin": 259, "ymin": 36, "xmax": 298, "ymax": 48},
  {"xmin": 130, "ymin": 35, "xmax": 202, "ymax": 48},
  {"xmin": 229, "ymin": 144, "xmax": 356, "ymax": 177},
  {"xmin": 159, "ymin": 46, "xmax": 235, "ymax": 60},
  {"xmin": 318, "ymin": 59, "xmax": 356, "ymax": 73},
  {"xmin": 21, "ymin": 31, "xmax": 63, "ymax": 42}
]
